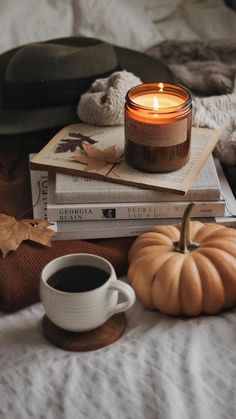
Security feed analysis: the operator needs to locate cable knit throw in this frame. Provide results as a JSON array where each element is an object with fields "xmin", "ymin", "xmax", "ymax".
[
  {"xmin": 77, "ymin": 70, "xmax": 142, "ymax": 126},
  {"xmin": 193, "ymin": 78, "xmax": 236, "ymax": 165}
]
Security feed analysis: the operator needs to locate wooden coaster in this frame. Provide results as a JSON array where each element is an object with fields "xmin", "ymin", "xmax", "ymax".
[{"xmin": 42, "ymin": 313, "xmax": 127, "ymax": 352}]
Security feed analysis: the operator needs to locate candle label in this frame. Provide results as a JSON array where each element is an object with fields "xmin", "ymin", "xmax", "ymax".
[{"xmin": 125, "ymin": 116, "xmax": 188, "ymax": 147}]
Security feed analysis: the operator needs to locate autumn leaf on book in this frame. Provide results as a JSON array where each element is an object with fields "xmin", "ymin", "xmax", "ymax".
[
  {"xmin": 71, "ymin": 143, "xmax": 124, "ymax": 171},
  {"xmin": 0, "ymin": 213, "xmax": 56, "ymax": 257},
  {"xmin": 55, "ymin": 132, "xmax": 98, "ymax": 153}
]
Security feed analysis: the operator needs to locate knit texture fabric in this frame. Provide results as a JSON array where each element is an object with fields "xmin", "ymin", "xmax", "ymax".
[
  {"xmin": 77, "ymin": 70, "xmax": 142, "ymax": 126},
  {"xmin": 193, "ymin": 77, "xmax": 236, "ymax": 165},
  {"xmin": 0, "ymin": 237, "xmax": 134, "ymax": 312}
]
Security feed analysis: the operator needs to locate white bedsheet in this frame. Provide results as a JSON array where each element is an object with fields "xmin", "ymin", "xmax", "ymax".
[
  {"xmin": 1, "ymin": 277, "xmax": 236, "ymax": 419},
  {"xmin": 1, "ymin": 0, "xmax": 236, "ymax": 55}
]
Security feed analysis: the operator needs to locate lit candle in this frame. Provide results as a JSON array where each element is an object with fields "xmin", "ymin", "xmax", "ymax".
[{"xmin": 125, "ymin": 83, "xmax": 192, "ymax": 172}]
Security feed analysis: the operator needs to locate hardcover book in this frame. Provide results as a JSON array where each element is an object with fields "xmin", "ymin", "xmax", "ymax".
[
  {"xmin": 47, "ymin": 173, "xmax": 225, "ymax": 222},
  {"xmin": 30, "ymin": 123, "xmax": 221, "ymax": 195},
  {"xmin": 29, "ymin": 158, "xmax": 236, "ymax": 240},
  {"xmin": 54, "ymin": 154, "xmax": 221, "ymax": 204}
]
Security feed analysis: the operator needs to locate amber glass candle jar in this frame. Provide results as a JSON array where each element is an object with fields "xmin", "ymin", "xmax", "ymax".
[{"xmin": 125, "ymin": 83, "xmax": 192, "ymax": 173}]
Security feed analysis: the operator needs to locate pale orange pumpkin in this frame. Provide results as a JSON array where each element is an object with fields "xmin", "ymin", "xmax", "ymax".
[{"xmin": 128, "ymin": 203, "xmax": 236, "ymax": 317}]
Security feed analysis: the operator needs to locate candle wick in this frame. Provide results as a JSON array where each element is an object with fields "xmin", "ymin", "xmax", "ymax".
[
  {"xmin": 159, "ymin": 82, "xmax": 164, "ymax": 92},
  {"xmin": 153, "ymin": 96, "xmax": 159, "ymax": 111}
]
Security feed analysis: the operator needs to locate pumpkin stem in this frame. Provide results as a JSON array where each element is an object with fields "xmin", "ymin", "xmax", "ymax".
[{"xmin": 174, "ymin": 202, "xmax": 198, "ymax": 253}]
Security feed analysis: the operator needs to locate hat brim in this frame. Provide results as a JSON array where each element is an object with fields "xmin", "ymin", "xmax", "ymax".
[{"xmin": 0, "ymin": 38, "xmax": 174, "ymax": 135}]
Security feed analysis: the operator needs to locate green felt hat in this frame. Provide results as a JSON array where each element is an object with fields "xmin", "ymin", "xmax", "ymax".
[{"xmin": 0, "ymin": 36, "xmax": 174, "ymax": 135}]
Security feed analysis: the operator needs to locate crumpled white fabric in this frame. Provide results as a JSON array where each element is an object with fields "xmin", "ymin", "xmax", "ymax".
[
  {"xmin": 2, "ymin": 294, "xmax": 236, "ymax": 419},
  {"xmin": 193, "ymin": 76, "xmax": 236, "ymax": 165},
  {"xmin": 77, "ymin": 70, "xmax": 142, "ymax": 126}
]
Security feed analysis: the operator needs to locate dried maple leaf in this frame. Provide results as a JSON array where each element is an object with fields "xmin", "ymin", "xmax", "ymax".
[
  {"xmin": 71, "ymin": 154, "xmax": 106, "ymax": 171},
  {"xmin": 83, "ymin": 143, "xmax": 123, "ymax": 163},
  {"xmin": 71, "ymin": 143, "xmax": 124, "ymax": 171},
  {"xmin": 0, "ymin": 213, "xmax": 57, "ymax": 257}
]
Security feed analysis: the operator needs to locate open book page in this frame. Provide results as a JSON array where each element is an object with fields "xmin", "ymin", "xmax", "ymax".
[{"xmin": 30, "ymin": 123, "xmax": 221, "ymax": 194}]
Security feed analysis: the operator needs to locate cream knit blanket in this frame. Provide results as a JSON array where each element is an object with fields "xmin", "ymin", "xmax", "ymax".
[{"xmin": 193, "ymin": 80, "xmax": 236, "ymax": 165}]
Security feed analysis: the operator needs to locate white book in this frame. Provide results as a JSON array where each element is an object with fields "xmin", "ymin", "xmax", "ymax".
[
  {"xmin": 54, "ymin": 218, "xmax": 193, "ymax": 240},
  {"xmin": 54, "ymin": 155, "xmax": 221, "ymax": 204},
  {"xmin": 214, "ymin": 158, "xmax": 236, "ymax": 227},
  {"xmin": 29, "ymin": 158, "xmax": 236, "ymax": 241},
  {"xmin": 47, "ymin": 173, "xmax": 225, "ymax": 222}
]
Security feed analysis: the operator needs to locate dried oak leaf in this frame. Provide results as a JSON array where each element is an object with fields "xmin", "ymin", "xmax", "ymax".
[
  {"xmin": 71, "ymin": 143, "xmax": 124, "ymax": 171},
  {"xmin": 0, "ymin": 213, "xmax": 56, "ymax": 257},
  {"xmin": 55, "ymin": 133, "xmax": 98, "ymax": 153}
]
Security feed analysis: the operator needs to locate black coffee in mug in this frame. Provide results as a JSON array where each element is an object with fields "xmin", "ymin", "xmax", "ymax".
[{"xmin": 47, "ymin": 265, "xmax": 110, "ymax": 293}]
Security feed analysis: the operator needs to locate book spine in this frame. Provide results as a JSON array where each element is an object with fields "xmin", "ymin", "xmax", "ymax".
[
  {"xmin": 53, "ymin": 224, "xmax": 164, "ymax": 240},
  {"xmin": 55, "ymin": 187, "xmax": 221, "ymax": 204},
  {"xmin": 47, "ymin": 201, "xmax": 225, "ymax": 222},
  {"xmin": 29, "ymin": 166, "xmax": 48, "ymax": 220},
  {"xmin": 53, "ymin": 217, "xmax": 217, "ymax": 241}
]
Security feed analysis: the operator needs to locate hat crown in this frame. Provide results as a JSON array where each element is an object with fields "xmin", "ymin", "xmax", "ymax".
[
  {"xmin": 5, "ymin": 40, "xmax": 118, "ymax": 83},
  {"xmin": 0, "ymin": 36, "xmax": 174, "ymax": 135}
]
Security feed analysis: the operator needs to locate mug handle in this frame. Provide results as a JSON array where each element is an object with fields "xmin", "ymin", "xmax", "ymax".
[{"xmin": 108, "ymin": 280, "xmax": 136, "ymax": 316}]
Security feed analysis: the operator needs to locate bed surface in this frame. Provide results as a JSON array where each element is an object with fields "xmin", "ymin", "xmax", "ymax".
[{"xmin": 1, "ymin": 282, "xmax": 236, "ymax": 419}]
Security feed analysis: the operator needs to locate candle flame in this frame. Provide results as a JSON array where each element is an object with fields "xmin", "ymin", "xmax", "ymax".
[
  {"xmin": 159, "ymin": 82, "xmax": 164, "ymax": 92},
  {"xmin": 153, "ymin": 96, "xmax": 159, "ymax": 110}
]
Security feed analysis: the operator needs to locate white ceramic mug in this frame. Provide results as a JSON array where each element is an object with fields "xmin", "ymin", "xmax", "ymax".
[{"xmin": 40, "ymin": 253, "xmax": 135, "ymax": 332}]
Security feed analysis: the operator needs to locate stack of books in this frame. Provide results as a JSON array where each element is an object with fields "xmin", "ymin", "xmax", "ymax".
[{"xmin": 30, "ymin": 124, "xmax": 236, "ymax": 240}]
